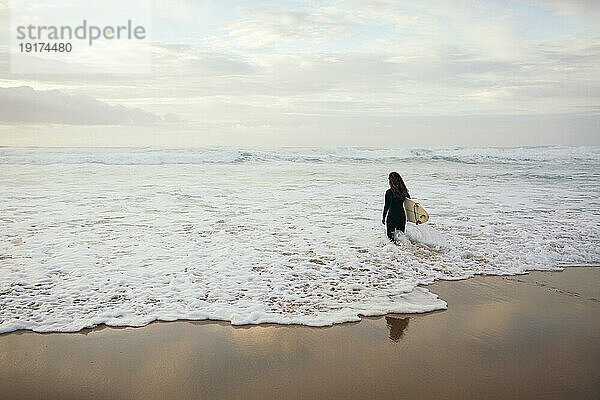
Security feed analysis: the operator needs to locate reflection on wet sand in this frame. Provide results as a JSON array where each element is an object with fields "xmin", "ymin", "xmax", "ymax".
[
  {"xmin": 0, "ymin": 268, "xmax": 598, "ymax": 400},
  {"xmin": 385, "ymin": 316, "xmax": 409, "ymax": 342}
]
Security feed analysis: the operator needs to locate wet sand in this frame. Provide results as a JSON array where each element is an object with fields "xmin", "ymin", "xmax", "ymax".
[{"xmin": 1, "ymin": 267, "xmax": 599, "ymax": 400}]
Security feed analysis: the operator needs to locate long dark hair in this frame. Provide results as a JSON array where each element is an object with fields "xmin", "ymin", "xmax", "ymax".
[{"xmin": 389, "ymin": 172, "xmax": 410, "ymax": 199}]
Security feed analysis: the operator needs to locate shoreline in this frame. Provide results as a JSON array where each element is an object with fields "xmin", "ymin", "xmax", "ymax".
[
  {"xmin": 3, "ymin": 264, "xmax": 598, "ymax": 337},
  {"xmin": 1, "ymin": 266, "xmax": 599, "ymax": 399}
]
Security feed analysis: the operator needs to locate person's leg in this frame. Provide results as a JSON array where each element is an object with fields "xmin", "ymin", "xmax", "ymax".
[
  {"xmin": 386, "ymin": 219, "xmax": 396, "ymax": 241},
  {"xmin": 398, "ymin": 213, "xmax": 407, "ymax": 233}
]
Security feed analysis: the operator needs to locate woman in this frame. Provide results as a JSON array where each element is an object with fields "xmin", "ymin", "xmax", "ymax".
[{"xmin": 382, "ymin": 172, "xmax": 410, "ymax": 242}]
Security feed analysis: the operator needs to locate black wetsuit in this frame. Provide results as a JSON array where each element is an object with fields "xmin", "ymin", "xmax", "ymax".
[{"xmin": 383, "ymin": 189, "xmax": 410, "ymax": 241}]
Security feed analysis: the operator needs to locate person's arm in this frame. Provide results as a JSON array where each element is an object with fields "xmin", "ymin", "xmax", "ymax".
[{"xmin": 382, "ymin": 190, "xmax": 390, "ymax": 224}]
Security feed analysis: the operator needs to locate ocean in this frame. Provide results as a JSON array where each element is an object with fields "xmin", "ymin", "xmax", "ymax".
[{"xmin": 1, "ymin": 146, "xmax": 599, "ymax": 333}]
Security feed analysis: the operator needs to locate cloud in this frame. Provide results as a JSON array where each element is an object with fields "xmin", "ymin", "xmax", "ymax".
[
  {"xmin": 152, "ymin": 44, "xmax": 257, "ymax": 77},
  {"xmin": 0, "ymin": 86, "xmax": 174, "ymax": 125},
  {"xmin": 220, "ymin": 7, "xmax": 361, "ymax": 49},
  {"xmin": 532, "ymin": 0, "xmax": 600, "ymax": 19},
  {"xmin": 0, "ymin": 0, "xmax": 598, "ymax": 145}
]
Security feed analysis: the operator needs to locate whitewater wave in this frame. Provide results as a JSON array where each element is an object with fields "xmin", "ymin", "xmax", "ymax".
[{"xmin": 1, "ymin": 146, "xmax": 598, "ymax": 165}]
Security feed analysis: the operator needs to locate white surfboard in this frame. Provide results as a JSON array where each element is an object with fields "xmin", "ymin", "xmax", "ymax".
[{"xmin": 403, "ymin": 198, "xmax": 429, "ymax": 224}]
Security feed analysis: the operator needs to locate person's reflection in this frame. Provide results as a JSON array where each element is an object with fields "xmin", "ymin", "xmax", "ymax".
[{"xmin": 385, "ymin": 316, "xmax": 409, "ymax": 342}]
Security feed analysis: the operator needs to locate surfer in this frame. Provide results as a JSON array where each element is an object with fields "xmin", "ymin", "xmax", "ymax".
[{"xmin": 382, "ymin": 172, "xmax": 410, "ymax": 242}]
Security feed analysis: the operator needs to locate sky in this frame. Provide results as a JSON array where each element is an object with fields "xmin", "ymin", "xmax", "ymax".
[{"xmin": 0, "ymin": 0, "xmax": 598, "ymax": 147}]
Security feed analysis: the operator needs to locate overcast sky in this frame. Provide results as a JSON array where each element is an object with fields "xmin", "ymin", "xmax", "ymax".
[{"xmin": 0, "ymin": 0, "xmax": 598, "ymax": 147}]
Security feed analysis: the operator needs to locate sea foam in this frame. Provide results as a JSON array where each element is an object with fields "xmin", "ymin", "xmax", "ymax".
[{"xmin": 1, "ymin": 146, "xmax": 598, "ymax": 333}]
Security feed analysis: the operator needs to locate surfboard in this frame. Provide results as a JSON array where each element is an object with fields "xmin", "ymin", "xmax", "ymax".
[{"xmin": 403, "ymin": 198, "xmax": 429, "ymax": 224}]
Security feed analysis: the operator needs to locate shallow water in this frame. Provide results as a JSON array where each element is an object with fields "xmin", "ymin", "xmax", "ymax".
[{"xmin": 1, "ymin": 146, "xmax": 599, "ymax": 332}]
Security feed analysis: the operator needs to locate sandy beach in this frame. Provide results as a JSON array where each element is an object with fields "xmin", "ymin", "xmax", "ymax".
[
  {"xmin": 2, "ymin": 1, "xmax": 599, "ymax": 398},
  {"xmin": 1, "ymin": 266, "xmax": 598, "ymax": 400}
]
